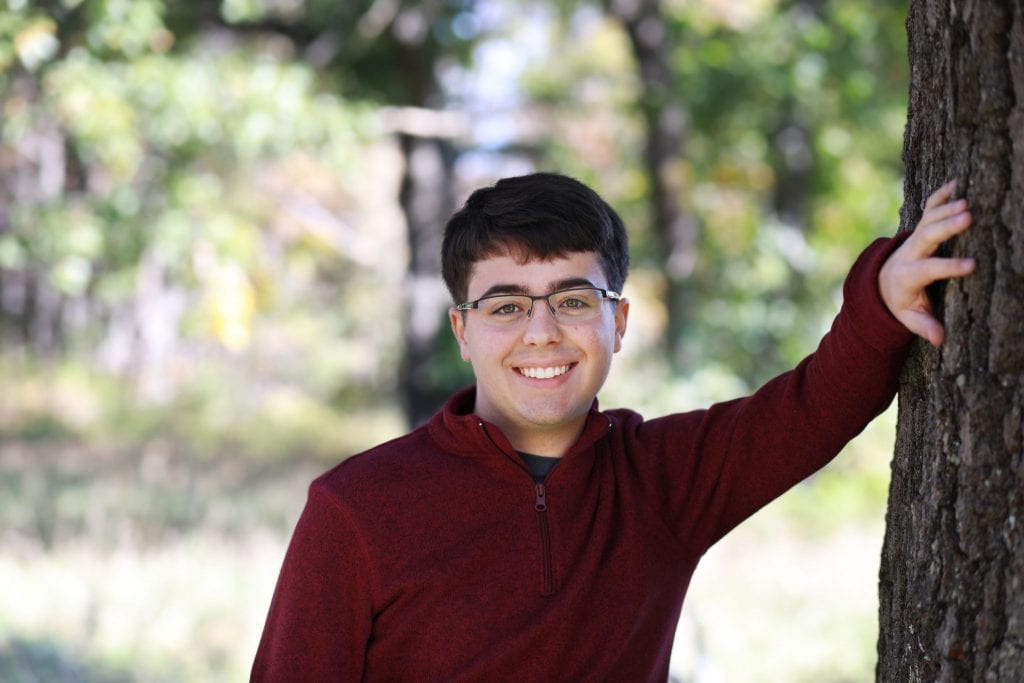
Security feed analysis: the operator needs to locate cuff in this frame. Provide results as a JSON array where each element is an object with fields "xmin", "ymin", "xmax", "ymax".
[{"xmin": 841, "ymin": 233, "xmax": 914, "ymax": 353}]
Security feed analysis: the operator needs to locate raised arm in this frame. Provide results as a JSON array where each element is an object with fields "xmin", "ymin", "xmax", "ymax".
[
  {"xmin": 640, "ymin": 184, "xmax": 977, "ymax": 552},
  {"xmin": 879, "ymin": 180, "xmax": 975, "ymax": 346}
]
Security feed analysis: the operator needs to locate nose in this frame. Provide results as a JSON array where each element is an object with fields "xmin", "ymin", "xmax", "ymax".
[{"xmin": 522, "ymin": 298, "xmax": 561, "ymax": 345}]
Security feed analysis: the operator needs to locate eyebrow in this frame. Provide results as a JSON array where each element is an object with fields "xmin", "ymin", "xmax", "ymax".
[{"xmin": 477, "ymin": 277, "xmax": 598, "ymax": 299}]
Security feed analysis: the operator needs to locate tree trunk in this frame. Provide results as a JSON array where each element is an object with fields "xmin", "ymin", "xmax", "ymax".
[
  {"xmin": 876, "ymin": 1, "xmax": 1024, "ymax": 681},
  {"xmin": 606, "ymin": 0, "xmax": 699, "ymax": 367},
  {"xmin": 396, "ymin": 133, "xmax": 459, "ymax": 426}
]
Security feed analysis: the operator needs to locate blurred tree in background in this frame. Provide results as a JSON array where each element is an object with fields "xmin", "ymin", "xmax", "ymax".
[{"xmin": 0, "ymin": 0, "xmax": 911, "ymax": 680}]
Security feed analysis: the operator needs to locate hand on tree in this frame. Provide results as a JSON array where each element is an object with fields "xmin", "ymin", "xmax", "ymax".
[{"xmin": 878, "ymin": 180, "xmax": 976, "ymax": 347}]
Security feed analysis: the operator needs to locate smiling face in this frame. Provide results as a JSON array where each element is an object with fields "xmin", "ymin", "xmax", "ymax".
[{"xmin": 449, "ymin": 250, "xmax": 628, "ymax": 456}]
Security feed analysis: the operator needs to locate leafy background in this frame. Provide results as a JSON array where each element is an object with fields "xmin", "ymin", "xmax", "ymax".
[{"xmin": 1, "ymin": 0, "xmax": 907, "ymax": 679}]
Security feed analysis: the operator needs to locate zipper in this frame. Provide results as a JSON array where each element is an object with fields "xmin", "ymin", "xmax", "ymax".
[
  {"xmin": 476, "ymin": 420, "xmax": 556, "ymax": 595},
  {"xmin": 473, "ymin": 417, "xmax": 617, "ymax": 597},
  {"xmin": 535, "ymin": 483, "xmax": 554, "ymax": 595}
]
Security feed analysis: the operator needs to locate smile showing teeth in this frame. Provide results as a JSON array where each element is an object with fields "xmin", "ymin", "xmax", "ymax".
[{"xmin": 518, "ymin": 365, "xmax": 571, "ymax": 379}]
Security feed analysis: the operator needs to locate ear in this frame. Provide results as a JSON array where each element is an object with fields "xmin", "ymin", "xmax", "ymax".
[
  {"xmin": 449, "ymin": 308, "xmax": 472, "ymax": 362},
  {"xmin": 613, "ymin": 298, "xmax": 629, "ymax": 353}
]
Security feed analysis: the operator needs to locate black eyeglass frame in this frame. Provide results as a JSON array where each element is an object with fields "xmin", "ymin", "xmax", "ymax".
[{"xmin": 454, "ymin": 286, "xmax": 622, "ymax": 321}]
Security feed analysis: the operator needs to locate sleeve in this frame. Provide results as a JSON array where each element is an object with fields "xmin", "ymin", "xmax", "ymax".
[
  {"xmin": 644, "ymin": 235, "xmax": 913, "ymax": 555},
  {"xmin": 250, "ymin": 480, "xmax": 376, "ymax": 682}
]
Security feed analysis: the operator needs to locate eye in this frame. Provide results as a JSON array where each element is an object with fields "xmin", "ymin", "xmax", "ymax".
[
  {"xmin": 494, "ymin": 302, "xmax": 522, "ymax": 316},
  {"xmin": 484, "ymin": 296, "xmax": 528, "ymax": 317},
  {"xmin": 554, "ymin": 289, "xmax": 597, "ymax": 312}
]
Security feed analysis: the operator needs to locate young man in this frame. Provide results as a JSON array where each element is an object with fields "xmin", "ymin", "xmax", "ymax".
[{"xmin": 252, "ymin": 173, "xmax": 974, "ymax": 680}]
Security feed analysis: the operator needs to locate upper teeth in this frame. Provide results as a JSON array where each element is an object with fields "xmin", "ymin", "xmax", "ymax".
[{"xmin": 520, "ymin": 365, "xmax": 570, "ymax": 379}]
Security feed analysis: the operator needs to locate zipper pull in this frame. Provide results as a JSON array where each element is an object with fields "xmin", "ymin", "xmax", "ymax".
[{"xmin": 534, "ymin": 483, "xmax": 547, "ymax": 511}]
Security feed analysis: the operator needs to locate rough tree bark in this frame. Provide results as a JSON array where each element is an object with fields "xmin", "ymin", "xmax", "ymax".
[{"xmin": 876, "ymin": 1, "xmax": 1024, "ymax": 680}]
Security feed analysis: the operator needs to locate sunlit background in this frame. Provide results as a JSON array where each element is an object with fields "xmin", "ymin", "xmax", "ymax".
[{"xmin": 1, "ymin": 0, "xmax": 908, "ymax": 680}]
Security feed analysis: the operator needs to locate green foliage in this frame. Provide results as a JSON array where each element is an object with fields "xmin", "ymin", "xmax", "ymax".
[
  {"xmin": 676, "ymin": 0, "xmax": 907, "ymax": 381},
  {"xmin": 0, "ymin": 4, "xmax": 59, "ymax": 75},
  {"xmin": 1, "ymin": 1, "xmax": 397, "ymax": 406}
]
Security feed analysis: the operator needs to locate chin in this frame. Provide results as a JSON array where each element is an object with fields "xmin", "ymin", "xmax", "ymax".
[{"xmin": 519, "ymin": 403, "xmax": 588, "ymax": 429}]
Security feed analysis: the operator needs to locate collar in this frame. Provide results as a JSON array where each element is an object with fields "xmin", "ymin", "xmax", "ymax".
[{"xmin": 426, "ymin": 386, "xmax": 613, "ymax": 460}]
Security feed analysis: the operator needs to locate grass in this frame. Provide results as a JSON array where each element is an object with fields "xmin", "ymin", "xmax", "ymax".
[{"xmin": 0, "ymin": 533, "xmax": 288, "ymax": 681}]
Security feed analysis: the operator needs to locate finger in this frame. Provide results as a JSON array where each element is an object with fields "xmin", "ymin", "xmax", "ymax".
[
  {"xmin": 898, "ymin": 256, "xmax": 976, "ymax": 291},
  {"xmin": 899, "ymin": 309, "xmax": 946, "ymax": 347},
  {"xmin": 907, "ymin": 210, "xmax": 972, "ymax": 257},
  {"xmin": 924, "ymin": 179, "xmax": 957, "ymax": 210},
  {"xmin": 918, "ymin": 198, "xmax": 968, "ymax": 229}
]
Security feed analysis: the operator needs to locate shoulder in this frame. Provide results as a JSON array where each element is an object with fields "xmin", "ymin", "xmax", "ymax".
[
  {"xmin": 605, "ymin": 404, "xmax": 711, "ymax": 431},
  {"xmin": 311, "ymin": 423, "xmax": 448, "ymax": 507},
  {"xmin": 603, "ymin": 405, "xmax": 711, "ymax": 454}
]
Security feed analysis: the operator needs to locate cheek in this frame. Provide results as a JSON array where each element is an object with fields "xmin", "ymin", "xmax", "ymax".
[
  {"xmin": 463, "ymin": 330, "xmax": 503, "ymax": 365},
  {"xmin": 577, "ymin": 327, "xmax": 616, "ymax": 360}
]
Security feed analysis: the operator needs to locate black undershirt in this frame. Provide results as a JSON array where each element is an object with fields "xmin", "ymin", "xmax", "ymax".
[{"xmin": 517, "ymin": 452, "xmax": 561, "ymax": 483}]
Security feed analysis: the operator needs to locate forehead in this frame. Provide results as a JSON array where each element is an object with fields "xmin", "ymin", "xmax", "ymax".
[{"xmin": 465, "ymin": 251, "xmax": 606, "ymax": 298}]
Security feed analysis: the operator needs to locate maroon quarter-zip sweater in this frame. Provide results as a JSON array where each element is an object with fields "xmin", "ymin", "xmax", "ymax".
[{"xmin": 252, "ymin": 237, "xmax": 912, "ymax": 681}]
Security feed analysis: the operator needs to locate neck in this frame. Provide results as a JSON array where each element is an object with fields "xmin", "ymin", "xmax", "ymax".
[{"xmin": 493, "ymin": 418, "xmax": 586, "ymax": 458}]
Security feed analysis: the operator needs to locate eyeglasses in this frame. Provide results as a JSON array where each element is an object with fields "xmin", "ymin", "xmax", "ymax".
[{"xmin": 455, "ymin": 286, "xmax": 621, "ymax": 327}]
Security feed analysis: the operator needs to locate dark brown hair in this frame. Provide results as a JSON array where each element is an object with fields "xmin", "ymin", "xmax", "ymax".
[{"xmin": 441, "ymin": 173, "xmax": 630, "ymax": 304}]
